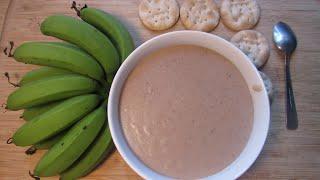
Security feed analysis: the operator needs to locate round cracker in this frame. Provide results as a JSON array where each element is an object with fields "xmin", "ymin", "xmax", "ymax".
[
  {"xmin": 259, "ymin": 71, "xmax": 274, "ymax": 102},
  {"xmin": 139, "ymin": 0, "xmax": 180, "ymax": 31},
  {"xmin": 220, "ymin": 0, "xmax": 260, "ymax": 31},
  {"xmin": 180, "ymin": 0, "xmax": 220, "ymax": 32},
  {"xmin": 231, "ymin": 30, "xmax": 270, "ymax": 69}
]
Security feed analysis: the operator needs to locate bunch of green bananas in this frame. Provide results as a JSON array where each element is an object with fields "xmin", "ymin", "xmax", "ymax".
[{"xmin": 6, "ymin": 7, "xmax": 134, "ymax": 179}]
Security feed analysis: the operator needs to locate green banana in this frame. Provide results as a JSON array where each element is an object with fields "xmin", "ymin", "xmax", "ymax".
[
  {"xmin": 25, "ymin": 131, "xmax": 66, "ymax": 155},
  {"xmin": 19, "ymin": 67, "xmax": 74, "ymax": 86},
  {"xmin": 6, "ymin": 74, "xmax": 100, "ymax": 110},
  {"xmin": 12, "ymin": 94, "xmax": 101, "ymax": 146},
  {"xmin": 40, "ymin": 15, "xmax": 120, "ymax": 74},
  {"xmin": 61, "ymin": 124, "xmax": 113, "ymax": 179},
  {"xmin": 22, "ymin": 100, "xmax": 62, "ymax": 121},
  {"xmin": 14, "ymin": 41, "xmax": 105, "ymax": 82},
  {"xmin": 80, "ymin": 7, "xmax": 135, "ymax": 62},
  {"xmin": 34, "ymin": 101, "xmax": 106, "ymax": 177}
]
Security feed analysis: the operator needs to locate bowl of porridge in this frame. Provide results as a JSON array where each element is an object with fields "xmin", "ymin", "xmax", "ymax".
[{"xmin": 108, "ymin": 31, "xmax": 270, "ymax": 179}]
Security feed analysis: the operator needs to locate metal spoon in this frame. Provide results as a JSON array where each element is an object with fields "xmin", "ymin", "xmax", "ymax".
[{"xmin": 273, "ymin": 22, "xmax": 298, "ymax": 130}]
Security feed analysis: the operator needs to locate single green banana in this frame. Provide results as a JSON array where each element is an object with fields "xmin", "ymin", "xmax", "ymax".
[
  {"xmin": 12, "ymin": 94, "xmax": 101, "ymax": 146},
  {"xmin": 14, "ymin": 41, "xmax": 105, "ymax": 82},
  {"xmin": 6, "ymin": 74, "xmax": 100, "ymax": 110},
  {"xmin": 22, "ymin": 100, "xmax": 62, "ymax": 121},
  {"xmin": 25, "ymin": 131, "xmax": 66, "ymax": 155},
  {"xmin": 19, "ymin": 67, "xmax": 75, "ymax": 86},
  {"xmin": 41, "ymin": 15, "xmax": 119, "ymax": 74},
  {"xmin": 61, "ymin": 124, "xmax": 113, "ymax": 179},
  {"xmin": 80, "ymin": 7, "xmax": 135, "ymax": 62},
  {"xmin": 34, "ymin": 101, "xmax": 106, "ymax": 177}
]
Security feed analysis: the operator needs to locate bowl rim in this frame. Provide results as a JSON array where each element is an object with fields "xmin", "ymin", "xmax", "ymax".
[{"xmin": 108, "ymin": 31, "xmax": 270, "ymax": 180}]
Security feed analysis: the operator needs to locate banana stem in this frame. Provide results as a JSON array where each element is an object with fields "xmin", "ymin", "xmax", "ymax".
[
  {"xmin": 99, "ymin": 80, "xmax": 110, "ymax": 91},
  {"xmin": 97, "ymin": 87, "xmax": 108, "ymax": 100},
  {"xmin": 101, "ymin": 98, "xmax": 108, "ymax": 108}
]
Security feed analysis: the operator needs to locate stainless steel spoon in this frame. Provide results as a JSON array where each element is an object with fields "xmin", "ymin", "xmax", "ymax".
[{"xmin": 273, "ymin": 22, "xmax": 298, "ymax": 130}]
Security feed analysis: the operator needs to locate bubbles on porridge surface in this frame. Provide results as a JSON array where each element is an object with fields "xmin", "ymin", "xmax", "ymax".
[
  {"xmin": 147, "ymin": 85, "xmax": 153, "ymax": 94},
  {"xmin": 145, "ymin": 81, "xmax": 155, "ymax": 95},
  {"xmin": 143, "ymin": 125, "xmax": 151, "ymax": 136},
  {"xmin": 130, "ymin": 122, "xmax": 136, "ymax": 130}
]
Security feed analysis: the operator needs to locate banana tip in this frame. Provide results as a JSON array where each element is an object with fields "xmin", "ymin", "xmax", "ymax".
[
  {"xmin": 6, "ymin": 137, "xmax": 13, "ymax": 144},
  {"xmin": 25, "ymin": 146, "xmax": 37, "ymax": 155},
  {"xmin": 29, "ymin": 170, "xmax": 40, "ymax": 180}
]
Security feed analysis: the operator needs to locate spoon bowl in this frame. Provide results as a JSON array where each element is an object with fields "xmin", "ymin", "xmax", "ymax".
[{"xmin": 273, "ymin": 22, "xmax": 297, "ymax": 55}]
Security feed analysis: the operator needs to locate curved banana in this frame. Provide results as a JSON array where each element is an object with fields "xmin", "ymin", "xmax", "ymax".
[
  {"xmin": 19, "ymin": 67, "xmax": 74, "ymax": 86},
  {"xmin": 14, "ymin": 41, "xmax": 104, "ymax": 82},
  {"xmin": 12, "ymin": 94, "xmax": 101, "ymax": 146},
  {"xmin": 61, "ymin": 124, "xmax": 113, "ymax": 179},
  {"xmin": 6, "ymin": 74, "xmax": 100, "ymax": 110},
  {"xmin": 34, "ymin": 101, "xmax": 106, "ymax": 177},
  {"xmin": 25, "ymin": 131, "xmax": 66, "ymax": 155},
  {"xmin": 80, "ymin": 7, "xmax": 135, "ymax": 62},
  {"xmin": 41, "ymin": 15, "xmax": 119, "ymax": 74},
  {"xmin": 22, "ymin": 100, "xmax": 62, "ymax": 121}
]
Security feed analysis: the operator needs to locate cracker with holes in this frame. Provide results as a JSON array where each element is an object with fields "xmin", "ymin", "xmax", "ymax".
[
  {"xmin": 180, "ymin": 0, "xmax": 220, "ymax": 32},
  {"xmin": 139, "ymin": 0, "xmax": 180, "ymax": 31},
  {"xmin": 231, "ymin": 30, "xmax": 270, "ymax": 69},
  {"xmin": 220, "ymin": 0, "xmax": 260, "ymax": 31},
  {"xmin": 259, "ymin": 71, "xmax": 274, "ymax": 102}
]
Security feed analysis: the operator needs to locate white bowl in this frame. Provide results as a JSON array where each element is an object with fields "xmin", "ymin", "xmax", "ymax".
[{"xmin": 108, "ymin": 31, "xmax": 270, "ymax": 180}]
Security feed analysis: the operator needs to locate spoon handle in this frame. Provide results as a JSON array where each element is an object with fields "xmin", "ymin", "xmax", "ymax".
[{"xmin": 285, "ymin": 55, "xmax": 298, "ymax": 130}]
